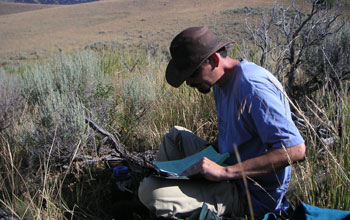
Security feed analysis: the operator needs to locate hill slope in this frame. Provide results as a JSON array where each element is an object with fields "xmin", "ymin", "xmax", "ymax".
[
  {"xmin": 0, "ymin": 2, "xmax": 55, "ymax": 16},
  {"xmin": 1, "ymin": 0, "xmax": 347, "ymax": 63}
]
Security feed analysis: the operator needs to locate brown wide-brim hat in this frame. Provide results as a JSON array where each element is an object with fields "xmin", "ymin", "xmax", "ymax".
[{"xmin": 166, "ymin": 26, "xmax": 232, "ymax": 88}]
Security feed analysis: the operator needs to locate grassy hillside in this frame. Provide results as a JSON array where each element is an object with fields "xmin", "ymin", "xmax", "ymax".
[
  {"xmin": 0, "ymin": 2, "xmax": 55, "ymax": 15},
  {"xmin": 0, "ymin": 0, "xmax": 301, "ymax": 64},
  {"xmin": 0, "ymin": 0, "xmax": 350, "ymax": 219},
  {"xmin": 12, "ymin": 0, "xmax": 98, "ymax": 5}
]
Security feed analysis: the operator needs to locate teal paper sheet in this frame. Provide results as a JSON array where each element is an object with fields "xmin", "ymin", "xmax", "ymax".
[{"xmin": 153, "ymin": 146, "xmax": 230, "ymax": 177}]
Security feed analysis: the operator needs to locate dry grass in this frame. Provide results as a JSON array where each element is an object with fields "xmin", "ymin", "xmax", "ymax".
[
  {"xmin": 0, "ymin": 2, "xmax": 55, "ymax": 16},
  {"xmin": 1, "ymin": 0, "xmax": 350, "ymax": 219},
  {"xmin": 0, "ymin": 0, "xmax": 311, "ymax": 63}
]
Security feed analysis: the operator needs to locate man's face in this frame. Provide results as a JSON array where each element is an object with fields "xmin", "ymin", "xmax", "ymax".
[{"xmin": 185, "ymin": 61, "xmax": 214, "ymax": 94}]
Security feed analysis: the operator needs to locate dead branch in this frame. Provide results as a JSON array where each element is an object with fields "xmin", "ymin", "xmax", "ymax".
[
  {"xmin": 122, "ymin": 59, "xmax": 140, "ymax": 72},
  {"xmin": 244, "ymin": 0, "xmax": 344, "ymax": 101},
  {"xmin": 85, "ymin": 118, "xmax": 156, "ymax": 172}
]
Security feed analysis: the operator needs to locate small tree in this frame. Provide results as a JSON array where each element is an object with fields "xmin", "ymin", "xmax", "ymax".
[{"xmin": 244, "ymin": 0, "xmax": 345, "ymax": 101}]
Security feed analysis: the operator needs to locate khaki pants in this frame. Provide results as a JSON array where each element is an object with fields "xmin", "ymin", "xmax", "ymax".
[{"xmin": 138, "ymin": 126, "xmax": 245, "ymax": 219}]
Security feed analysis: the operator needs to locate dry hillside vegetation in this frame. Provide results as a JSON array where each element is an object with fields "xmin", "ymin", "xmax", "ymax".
[
  {"xmin": 0, "ymin": 2, "xmax": 55, "ymax": 15},
  {"xmin": 1, "ymin": 1, "xmax": 350, "ymax": 219},
  {"xmin": 0, "ymin": 0, "xmax": 306, "ymax": 63}
]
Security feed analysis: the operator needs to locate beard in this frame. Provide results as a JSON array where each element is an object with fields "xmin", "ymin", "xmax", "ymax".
[
  {"xmin": 197, "ymin": 85, "xmax": 211, "ymax": 94},
  {"xmin": 189, "ymin": 82, "xmax": 211, "ymax": 94}
]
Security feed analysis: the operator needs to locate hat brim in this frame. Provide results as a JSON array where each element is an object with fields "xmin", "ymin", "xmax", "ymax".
[{"xmin": 165, "ymin": 41, "xmax": 233, "ymax": 88}]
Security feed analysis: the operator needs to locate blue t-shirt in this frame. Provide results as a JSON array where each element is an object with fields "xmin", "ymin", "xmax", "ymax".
[{"xmin": 213, "ymin": 59, "xmax": 304, "ymax": 216}]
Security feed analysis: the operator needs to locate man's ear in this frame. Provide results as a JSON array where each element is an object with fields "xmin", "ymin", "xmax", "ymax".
[{"xmin": 209, "ymin": 53, "xmax": 220, "ymax": 68}]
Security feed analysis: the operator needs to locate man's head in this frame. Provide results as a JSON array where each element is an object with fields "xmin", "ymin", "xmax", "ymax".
[{"xmin": 165, "ymin": 26, "xmax": 231, "ymax": 90}]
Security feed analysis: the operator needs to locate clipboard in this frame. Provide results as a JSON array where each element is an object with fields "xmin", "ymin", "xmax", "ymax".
[{"xmin": 152, "ymin": 146, "xmax": 229, "ymax": 180}]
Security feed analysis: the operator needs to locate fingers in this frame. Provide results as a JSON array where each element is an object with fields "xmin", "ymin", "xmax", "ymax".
[
  {"xmin": 180, "ymin": 162, "xmax": 199, "ymax": 176},
  {"xmin": 180, "ymin": 157, "xmax": 212, "ymax": 177}
]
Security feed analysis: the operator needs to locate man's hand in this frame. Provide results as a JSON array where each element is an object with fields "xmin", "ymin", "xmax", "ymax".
[{"xmin": 180, "ymin": 157, "xmax": 227, "ymax": 181}]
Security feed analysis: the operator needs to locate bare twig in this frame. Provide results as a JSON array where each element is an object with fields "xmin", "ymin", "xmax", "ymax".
[
  {"xmin": 244, "ymin": 0, "xmax": 343, "ymax": 100},
  {"xmin": 122, "ymin": 59, "xmax": 140, "ymax": 72},
  {"xmin": 85, "ymin": 118, "xmax": 156, "ymax": 171}
]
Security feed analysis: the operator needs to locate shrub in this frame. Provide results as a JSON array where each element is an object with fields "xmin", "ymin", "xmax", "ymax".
[
  {"xmin": 0, "ymin": 50, "xmax": 118, "ymax": 219},
  {"xmin": 243, "ymin": 0, "xmax": 346, "ymax": 101}
]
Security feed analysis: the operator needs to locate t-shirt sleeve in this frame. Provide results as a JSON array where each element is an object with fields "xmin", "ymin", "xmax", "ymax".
[{"xmin": 242, "ymin": 84, "xmax": 304, "ymax": 149}]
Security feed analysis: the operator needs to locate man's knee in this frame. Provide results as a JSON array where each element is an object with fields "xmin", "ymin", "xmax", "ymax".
[
  {"xmin": 157, "ymin": 126, "xmax": 191, "ymax": 161},
  {"xmin": 138, "ymin": 177, "xmax": 157, "ymax": 212},
  {"xmin": 165, "ymin": 126, "xmax": 190, "ymax": 143},
  {"xmin": 138, "ymin": 177, "xmax": 181, "ymax": 218}
]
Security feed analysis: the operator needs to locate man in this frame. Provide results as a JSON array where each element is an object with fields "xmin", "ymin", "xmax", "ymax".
[{"xmin": 138, "ymin": 26, "xmax": 306, "ymax": 219}]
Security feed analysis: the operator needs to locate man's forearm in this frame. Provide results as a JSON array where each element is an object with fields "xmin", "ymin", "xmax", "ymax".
[
  {"xmin": 223, "ymin": 143, "xmax": 306, "ymax": 180},
  {"xmin": 181, "ymin": 143, "xmax": 305, "ymax": 181}
]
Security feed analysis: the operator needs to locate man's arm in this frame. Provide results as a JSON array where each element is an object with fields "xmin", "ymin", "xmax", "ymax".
[{"xmin": 181, "ymin": 143, "xmax": 306, "ymax": 182}]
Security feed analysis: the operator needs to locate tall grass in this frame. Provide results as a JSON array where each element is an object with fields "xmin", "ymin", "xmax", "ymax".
[
  {"xmin": 288, "ymin": 82, "xmax": 350, "ymax": 210},
  {"xmin": 238, "ymin": 4, "xmax": 350, "ymax": 210},
  {"xmin": 239, "ymin": 32, "xmax": 350, "ymax": 211},
  {"xmin": 1, "ymin": 28, "xmax": 350, "ymax": 219},
  {"xmin": 0, "ymin": 46, "xmax": 218, "ymax": 219}
]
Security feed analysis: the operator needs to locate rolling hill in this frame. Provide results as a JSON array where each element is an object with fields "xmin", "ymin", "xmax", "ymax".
[{"xmin": 0, "ymin": 0, "xmax": 348, "ymax": 64}]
